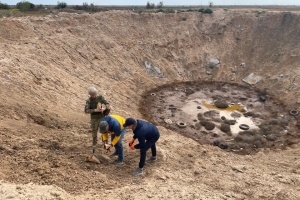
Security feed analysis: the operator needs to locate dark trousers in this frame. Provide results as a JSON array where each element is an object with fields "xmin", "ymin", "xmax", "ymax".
[{"xmin": 139, "ymin": 135, "xmax": 159, "ymax": 168}]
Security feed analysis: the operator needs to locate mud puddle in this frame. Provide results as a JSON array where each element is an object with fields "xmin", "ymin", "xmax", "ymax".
[{"xmin": 140, "ymin": 81, "xmax": 300, "ymax": 154}]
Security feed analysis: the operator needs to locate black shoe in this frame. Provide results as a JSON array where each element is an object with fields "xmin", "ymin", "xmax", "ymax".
[
  {"xmin": 115, "ymin": 160, "xmax": 124, "ymax": 165},
  {"xmin": 145, "ymin": 156, "xmax": 157, "ymax": 163},
  {"xmin": 132, "ymin": 168, "xmax": 143, "ymax": 176}
]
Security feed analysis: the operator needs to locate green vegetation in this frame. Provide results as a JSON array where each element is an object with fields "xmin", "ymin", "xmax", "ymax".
[
  {"xmin": 254, "ymin": 10, "xmax": 266, "ymax": 15},
  {"xmin": 176, "ymin": 9, "xmax": 186, "ymax": 13},
  {"xmin": 146, "ymin": 1, "xmax": 155, "ymax": 9},
  {"xmin": 16, "ymin": 1, "xmax": 35, "ymax": 11},
  {"xmin": 203, "ymin": 8, "xmax": 213, "ymax": 13},
  {"xmin": 146, "ymin": 1, "xmax": 164, "ymax": 9},
  {"xmin": 0, "ymin": 9, "xmax": 19, "ymax": 18},
  {"xmin": 187, "ymin": 9, "xmax": 195, "ymax": 12},
  {"xmin": 56, "ymin": 1, "xmax": 67, "ymax": 9},
  {"xmin": 0, "ymin": 2, "xmax": 9, "ymax": 9},
  {"xmin": 73, "ymin": 2, "xmax": 101, "ymax": 12},
  {"xmin": 1, "ymin": 2, "xmax": 215, "ymax": 16},
  {"xmin": 165, "ymin": 8, "xmax": 175, "ymax": 13},
  {"xmin": 199, "ymin": 8, "xmax": 213, "ymax": 14}
]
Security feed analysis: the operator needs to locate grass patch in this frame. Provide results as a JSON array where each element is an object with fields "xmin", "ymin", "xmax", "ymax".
[
  {"xmin": 0, "ymin": 8, "xmax": 53, "ymax": 18},
  {"xmin": 199, "ymin": 8, "xmax": 213, "ymax": 14},
  {"xmin": 0, "ymin": 9, "xmax": 21, "ymax": 17},
  {"xmin": 254, "ymin": 10, "xmax": 266, "ymax": 15}
]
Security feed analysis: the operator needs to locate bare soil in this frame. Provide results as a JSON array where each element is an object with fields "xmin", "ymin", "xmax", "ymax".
[{"xmin": 1, "ymin": 8, "xmax": 300, "ymax": 200}]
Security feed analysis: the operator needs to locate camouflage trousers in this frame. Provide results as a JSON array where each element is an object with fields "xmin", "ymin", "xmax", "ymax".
[{"xmin": 90, "ymin": 118, "xmax": 102, "ymax": 147}]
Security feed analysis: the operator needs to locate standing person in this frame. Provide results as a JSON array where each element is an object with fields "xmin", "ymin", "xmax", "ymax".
[
  {"xmin": 99, "ymin": 114, "xmax": 126, "ymax": 165},
  {"xmin": 84, "ymin": 87, "xmax": 110, "ymax": 152},
  {"xmin": 123, "ymin": 118, "xmax": 160, "ymax": 176}
]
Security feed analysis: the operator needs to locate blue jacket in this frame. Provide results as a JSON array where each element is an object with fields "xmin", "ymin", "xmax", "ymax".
[
  {"xmin": 101, "ymin": 115, "xmax": 126, "ymax": 146},
  {"xmin": 133, "ymin": 120, "xmax": 160, "ymax": 149}
]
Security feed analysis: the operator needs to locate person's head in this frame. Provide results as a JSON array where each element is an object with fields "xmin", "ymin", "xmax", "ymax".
[
  {"xmin": 123, "ymin": 118, "xmax": 137, "ymax": 130},
  {"xmin": 88, "ymin": 87, "xmax": 97, "ymax": 99},
  {"xmin": 99, "ymin": 121, "xmax": 109, "ymax": 133}
]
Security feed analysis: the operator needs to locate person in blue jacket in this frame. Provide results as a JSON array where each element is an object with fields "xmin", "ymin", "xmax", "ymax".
[
  {"xmin": 99, "ymin": 114, "xmax": 126, "ymax": 165},
  {"xmin": 123, "ymin": 118, "xmax": 160, "ymax": 176}
]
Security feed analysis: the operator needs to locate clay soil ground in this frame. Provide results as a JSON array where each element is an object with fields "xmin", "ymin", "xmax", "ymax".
[{"xmin": 1, "ymin": 7, "xmax": 300, "ymax": 200}]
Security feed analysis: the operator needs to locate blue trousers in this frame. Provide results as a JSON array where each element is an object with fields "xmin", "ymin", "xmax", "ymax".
[
  {"xmin": 111, "ymin": 129, "xmax": 127, "ymax": 162},
  {"xmin": 139, "ymin": 135, "xmax": 160, "ymax": 168}
]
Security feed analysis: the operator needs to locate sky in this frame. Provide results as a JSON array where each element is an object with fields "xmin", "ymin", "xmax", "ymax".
[{"xmin": 1, "ymin": 0, "xmax": 300, "ymax": 6}]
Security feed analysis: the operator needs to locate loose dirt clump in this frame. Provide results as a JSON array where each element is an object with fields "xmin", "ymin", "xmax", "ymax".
[
  {"xmin": 197, "ymin": 113, "xmax": 205, "ymax": 120},
  {"xmin": 204, "ymin": 121, "xmax": 216, "ymax": 130},
  {"xmin": 214, "ymin": 99, "xmax": 229, "ymax": 108},
  {"xmin": 203, "ymin": 110, "xmax": 220, "ymax": 120},
  {"xmin": 220, "ymin": 123, "xmax": 231, "ymax": 133},
  {"xmin": 194, "ymin": 122, "xmax": 202, "ymax": 130}
]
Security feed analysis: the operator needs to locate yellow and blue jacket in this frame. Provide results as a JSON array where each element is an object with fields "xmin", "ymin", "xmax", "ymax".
[{"xmin": 101, "ymin": 114, "xmax": 126, "ymax": 146}]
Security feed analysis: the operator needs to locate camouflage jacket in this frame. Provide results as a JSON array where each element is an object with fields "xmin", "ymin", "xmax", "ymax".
[{"xmin": 84, "ymin": 95, "xmax": 110, "ymax": 119}]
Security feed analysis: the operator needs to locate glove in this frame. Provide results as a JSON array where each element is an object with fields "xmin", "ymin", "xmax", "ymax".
[
  {"xmin": 106, "ymin": 144, "xmax": 113, "ymax": 152},
  {"xmin": 103, "ymin": 140, "xmax": 108, "ymax": 150},
  {"xmin": 129, "ymin": 138, "xmax": 135, "ymax": 146},
  {"xmin": 129, "ymin": 143, "xmax": 135, "ymax": 150}
]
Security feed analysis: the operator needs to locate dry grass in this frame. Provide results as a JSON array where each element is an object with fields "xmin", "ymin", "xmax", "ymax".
[{"xmin": 0, "ymin": 9, "xmax": 51, "ymax": 18}]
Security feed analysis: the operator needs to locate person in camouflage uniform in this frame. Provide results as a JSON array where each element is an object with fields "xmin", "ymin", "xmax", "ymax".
[{"xmin": 84, "ymin": 87, "xmax": 110, "ymax": 151}]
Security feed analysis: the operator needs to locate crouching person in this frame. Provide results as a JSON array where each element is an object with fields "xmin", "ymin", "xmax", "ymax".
[
  {"xmin": 123, "ymin": 118, "xmax": 160, "ymax": 176},
  {"xmin": 99, "ymin": 114, "xmax": 126, "ymax": 165}
]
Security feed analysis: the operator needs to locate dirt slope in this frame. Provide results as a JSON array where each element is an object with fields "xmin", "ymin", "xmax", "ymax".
[{"xmin": 0, "ymin": 8, "xmax": 300, "ymax": 199}]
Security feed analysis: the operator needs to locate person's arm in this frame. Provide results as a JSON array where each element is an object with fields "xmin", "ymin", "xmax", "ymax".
[
  {"xmin": 99, "ymin": 96, "xmax": 110, "ymax": 109},
  {"xmin": 110, "ymin": 126, "xmax": 121, "ymax": 146},
  {"xmin": 129, "ymin": 135, "xmax": 136, "ymax": 150},
  {"xmin": 84, "ymin": 99, "xmax": 94, "ymax": 113},
  {"xmin": 102, "ymin": 133, "xmax": 109, "ymax": 142},
  {"xmin": 134, "ymin": 133, "xmax": 145, "ymax": 149},
  {"xmin": 84, "ymin": 99, "xmax": 101, "ymax": 113}
]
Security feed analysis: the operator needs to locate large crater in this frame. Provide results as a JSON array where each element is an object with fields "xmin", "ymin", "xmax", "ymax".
[
  {"xmin": 140, "ymin": 81, "xmax": 300, "ymax": 154},
  {"xmin": 1, "ymin": 8, "xmax": 300, "ymax": 198}
]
